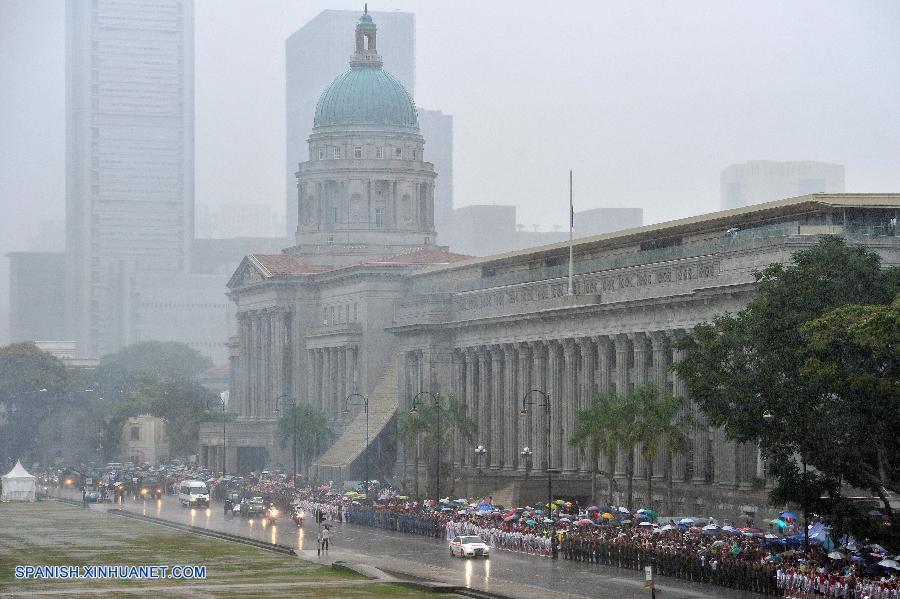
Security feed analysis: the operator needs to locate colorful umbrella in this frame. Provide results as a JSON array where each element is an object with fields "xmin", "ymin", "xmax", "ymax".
[{"xmin": 601, "ymin": 512, "xmax": 614, "ymax": 520}]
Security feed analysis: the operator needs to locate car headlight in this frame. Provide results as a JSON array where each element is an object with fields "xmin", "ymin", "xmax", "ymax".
[
  {"xmin": 141, "ymin": 489, "xmax": 147, "ymax": 494},
  {"xmin": 270, "ymin": 509, "xmax": 278, "ymax": 516}
]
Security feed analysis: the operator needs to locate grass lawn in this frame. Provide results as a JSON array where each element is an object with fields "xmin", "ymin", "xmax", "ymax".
[{"xmin": 0, "ymin": 501, "xmax": 453, "ymax": 598}]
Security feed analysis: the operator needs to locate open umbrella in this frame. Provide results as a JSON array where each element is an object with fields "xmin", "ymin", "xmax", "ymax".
[
  {"xmin": 586, "ymin": 505, "xmax": 601, "ymax": 512},
  {"xmin": 618, "ymin": 507, "xmax": 630, "ymax": 514},
  {"xmin": 771, "ymin": 519, "xmax": 788, "ymax": 529},
  {"xmin": 542, "ymin": 518, "xmax": 553, "ymax": 524},
  {"xmin": 828, "ymin": 551, "xmax": 846, "ymax": 560},
  {"xmin": 877, "ymin": 559, "xmax": 900, "ymax": 570},
  {"xmin": 601, "ymin": 512, "xmax": 614, "ymax": 520},
  {"xmin": 558, "ymin": 517, "xmax": 572, "ymax": 523},
  {"xmin": 638, "ymin": 521, "xmax": 654, "ymax": 527},
  {"xmin": 525, "ymin": 519, "xmax": 537, "ymax": 526},
  {"xmin": 679, "ymin": 518, "xmax": 695, "ymax": 525},
  {"xmin": 780, "ymin": 511, "xmax": 798, "ymax": 522},
  {"xmin": 764, "ymin": 533, "xmax": 780, "ymax": 540},
  {"xmin": 575, "ymin": 519, "xmax": 594, "ymax": 527}
]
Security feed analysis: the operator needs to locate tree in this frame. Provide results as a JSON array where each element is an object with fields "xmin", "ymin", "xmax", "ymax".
[
  {"xmin": 800, "ymin": 295, "xmax": 900, "ymax": 532},
  {"xmin": 414, "ymin": 394, "xmax": 477, "ymax": 498},
  {"xmin": 396, "ymin": 409, "xmax": 427, "ymax": 498},
  {"xmin": 0, "ymin": 343, "xmax": 69, "ymax": 466},
  {"xmin": 275, "ymin": 404, "xmax": 332, "ymax": 478},
  {"xmin": 675, "ymin": 237, "xmax": 899, "ymax": 546},
  {"xmin": 633, "ymin": 386, "xmax": 690, "ymax": 510},
  {"xmin": 93, "ymin": 342, "xmax": 216, "ymax": 460},
  {"xmin": 570, "ymin": 391, "xmax": 621, "ymax": 504}
]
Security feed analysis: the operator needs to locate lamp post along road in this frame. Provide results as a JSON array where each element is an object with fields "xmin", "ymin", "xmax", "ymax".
[
  {"xmin": 275, "ymin": 395, "xmax": 298, "ymax": 482},
  {"xmin": 343, "ymin": 393, "xmax": 369, "ymax": 494},
  {"xmin": 522, "ymin": 389, "xmax": 556, "ymax": 559},
  {"xmin": 410, "ymin": 391, "xmax": 441, "ymax": 501},
  {"xmin": 474, "ymin": 444, "xmax": 487, "ymax": 496},
  {"xmin": 209, "ymin": 395, "xmax": 227, "ymax": 476}
]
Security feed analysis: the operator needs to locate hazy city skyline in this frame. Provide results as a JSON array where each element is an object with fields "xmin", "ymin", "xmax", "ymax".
[{"xmin": 2, "ymin": 0, "xmax": 899, "ymax": 343}]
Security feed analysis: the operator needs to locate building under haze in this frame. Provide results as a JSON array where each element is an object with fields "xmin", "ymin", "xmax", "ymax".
[
  {"xmin": 200, "ymin": 10, "xmax": 900, "ymax": 519},
  {"xmin": 65, "ymin": 0, "xmax": 195, "ymax": 357},
  {"xmin": 721, "ymin": 160, "xmax": 845, "ymax": 210},
  {"xmin": 7, "ymin": 252, "xmax": 66, "ymax": 343},
  {"xmin": 285, "ymin": 9, "xmax": 454, "ymax": 246}
]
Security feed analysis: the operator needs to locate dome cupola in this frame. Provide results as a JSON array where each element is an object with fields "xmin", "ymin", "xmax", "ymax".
[{"xmin": 313, "ymin": 6, "xmax": 418, "ymax": 130}]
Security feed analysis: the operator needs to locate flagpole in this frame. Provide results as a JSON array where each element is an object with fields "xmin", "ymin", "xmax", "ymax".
[{"xmin": 567, "ymin": 169, "xmax": 574, "ymax": 296}]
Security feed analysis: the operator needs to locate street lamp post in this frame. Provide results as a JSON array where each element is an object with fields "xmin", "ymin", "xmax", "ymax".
[
  {"xmin": 410, "ymin": 391, "xmax": 441, "ymax": 501},
  {"xmin": 520, "ymin": 447, "xmax": 533, "ymax": 480},
  {"xmin": 521, "ymin": 389, "xmax": 556, "ymax": 558},
  {"xmin": 274, "ymin": 395, "xmax": 297, "ymax": 482},
  {"xmin": 474, "ymin": 444, "xmax": 487, "ymax": 495},
  {"xmin": 343, "ymin": 393, "xmax": 369, "ymax": 494},
  {"xmin": 208, "ymin": 395, "xmax": 227, "ymax": 476}
]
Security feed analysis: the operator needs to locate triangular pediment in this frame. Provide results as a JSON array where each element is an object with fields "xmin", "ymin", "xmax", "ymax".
[{"xmin": 227, "ymin": 257, "xmax": 267, "ymax": 289}]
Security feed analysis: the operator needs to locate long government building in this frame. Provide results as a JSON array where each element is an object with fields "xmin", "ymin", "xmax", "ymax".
[{"xmin": 199, "ymin": 11, "xmax": 900, "ymax": 518}]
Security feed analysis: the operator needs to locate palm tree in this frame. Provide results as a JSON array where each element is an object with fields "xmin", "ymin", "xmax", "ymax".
[
  {"xmin": 570, "ymin": 392, "xmax": 621, "ymax": 504},
  {"xmin": 398, "ymin": 394, "xmax": 477, "ymax": 499},
  {"xmin": 396, "ymin": 409, "xmax": 426, "ymax": 498},
  {"xmin": 275, "ymin": 404, "xmax": 332, "ymax": 478},
  {"xmin": 633, "ymin": 384, "xmax": 691, "ymax": 510}
]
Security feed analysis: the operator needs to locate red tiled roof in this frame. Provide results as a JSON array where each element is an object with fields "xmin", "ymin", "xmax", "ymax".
[
  {"xmin": 366, "ymin": 248, "xmax": 473, "ymax": 266},
  {"xmin": 250, "ymin": 254, "xmax": 329, "ymax": 276}
]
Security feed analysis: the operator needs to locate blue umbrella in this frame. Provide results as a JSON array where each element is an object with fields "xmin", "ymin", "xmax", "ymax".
[{"xmin": 525, "ymin": 519, "xmax": 537, "ymax": 525}]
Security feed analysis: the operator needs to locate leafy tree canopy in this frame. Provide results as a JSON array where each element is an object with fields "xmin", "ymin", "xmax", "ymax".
[{"xmin": 675, "ymin": 237, "xmax": 899, "ymax": 545}]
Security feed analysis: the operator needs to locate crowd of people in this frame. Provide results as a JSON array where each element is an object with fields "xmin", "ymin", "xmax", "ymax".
[
  {"xmin": 45, "ymin": 463, "xmax": 899, "ymax": 598},
  {"xmin": 224, "ymin": 475, "xmax": 898, "ymax": 599}
]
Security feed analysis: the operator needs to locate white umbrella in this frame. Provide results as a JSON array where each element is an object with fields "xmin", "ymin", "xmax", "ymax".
[
  {"xmin": 764, "ymin": 533, "xmax": 779, "ymax": 539},
  {"xmin": 877, "ymin": 559, "xmax": 900, "ymax": 570},
  {"xmin": 678, "ymin": 518, "xmax": 695, "ymax": 525},
  {"xmin": 828, "ymin": 551, "xmax": 846, "ymax": 560},
  {"xmin": 638, "ymin": 521, "xmax": 654, "ymax": 527},
  {"xmin": 618, "ymin": 506, "xmax": 630, "ymax": 514},
  {"xmin": 703, "ymin": 524, "xmax": 720, "ymax": 530}
]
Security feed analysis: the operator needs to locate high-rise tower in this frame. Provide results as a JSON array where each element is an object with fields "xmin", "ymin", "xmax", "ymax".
[
  {"xmin": 289, "ymin": 10, "xmax": 437, "ymax": 267},
  {"xmin": 65, "ymin": 0, "xmax": 194, "ymax": 356}
]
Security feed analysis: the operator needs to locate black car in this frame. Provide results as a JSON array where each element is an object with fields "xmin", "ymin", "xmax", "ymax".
[{"xmin": 138, "ymin": 478, "xmax": 164, "ymax": 499}]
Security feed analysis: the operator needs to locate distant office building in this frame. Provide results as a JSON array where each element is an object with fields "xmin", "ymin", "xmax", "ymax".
[
  {"xmin": 196, "ymin": 203, "xmax": 286, "ymax": 239},
  {"xmin": 451, "ymin": 205, "xmax": 643, "ymax": 257},
  {"xmin": 65, "ymin": 0, "xmax": 195, "ymax": 357},
  {"xmin": 418, "ymin": 109, "xmax": 453, "ymax": 245},
  {"xmin": 575, "ymin": 208, "xmax": 643, "ymax": 236},
  {"xmin": 7, "ymin": 252, "xmax": 66, "ymax": 343},
  {"xmin": 285, "ymin": 9, "xmax": 416, "ymax": 238},
  {"xmin": 721, "ymin": 161, "xmax": 845, "ymax": 210}
]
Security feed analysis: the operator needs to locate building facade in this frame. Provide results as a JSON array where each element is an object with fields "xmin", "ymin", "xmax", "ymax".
[
  {"xmin": 65, "ymin": 0, "xmax": 195, "ymax": 357},
  {"xmin": 7, "ymin": 252, "xmax": 66, "ymax": 343},
  {"xmin": 721, "ymin": 160, "xmax": 845, "ymax": 210},
  {"xmin": 205, "ymin": 11, "xmax": 900, "ymax": 518}
]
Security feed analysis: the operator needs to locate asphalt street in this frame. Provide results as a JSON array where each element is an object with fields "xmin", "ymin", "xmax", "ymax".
[{"xmin": 57, "ymin": 488, "xmax": 764, "ymax": 599}]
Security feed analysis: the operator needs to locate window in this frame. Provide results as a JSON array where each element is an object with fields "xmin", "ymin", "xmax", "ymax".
[
  {"xmin": 376, "ymin": 147, "xmax": 384, "ymax": 159},
  {"xmin": 395, "ymin": 147, "xmax": 402, "ymax": 158},
  {"xmin": 354, "ymin": 146, "xmax": 362, "ymax": 159},
  {"xmin": 318, "ymin": 148, "xmax": 325, "ymax": 160},
  {"xmin": 374, "ymin": 207, "xmax": 385, "ymax": 228},
  {"xmin": 131, "ymin": 426, "xmax": 140, "ymax": 441},
  {"xmin": 331, "ymin": 207, "xmax": 338, "ymax": 223},
  {"xmin": 333, "ymin": 147, "xmax": 341, "ymax": 159},
  {"xmin": 412, "ymin": 149, "xmax": 417, "ymax": 160}
]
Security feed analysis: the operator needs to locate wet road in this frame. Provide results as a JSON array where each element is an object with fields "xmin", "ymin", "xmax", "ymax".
[{"xmin": 58, "ymin": 488, "xmax": 762, "ymax": 599}]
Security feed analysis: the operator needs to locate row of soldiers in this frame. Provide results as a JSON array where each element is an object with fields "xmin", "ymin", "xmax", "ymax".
[
  {"xmin": 561, "ymin": 536, "xmax": 779, "ymax": 596},
  {"xmin": 346, "ymin": 508, "xmax": 445, "ymax": 538}
]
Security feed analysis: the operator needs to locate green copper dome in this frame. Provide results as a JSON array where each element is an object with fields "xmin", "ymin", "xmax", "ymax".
[{"xmin": 314, "ymin": 65, "xmax": 419, "ymax": 130}]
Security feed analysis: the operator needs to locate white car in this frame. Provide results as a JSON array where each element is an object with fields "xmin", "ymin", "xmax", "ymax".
[{"xmin": 449, "ymin": 535, "xmax": 490, "ymax": 558}]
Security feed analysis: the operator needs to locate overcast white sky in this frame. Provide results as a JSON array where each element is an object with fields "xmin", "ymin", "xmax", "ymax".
[{"xmin": 1, "ymin": 1, "xmax": 899, "ymax": 318}]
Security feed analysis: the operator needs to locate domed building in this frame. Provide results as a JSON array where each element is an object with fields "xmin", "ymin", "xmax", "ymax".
[{"xmin": 291, "ymin": 9, "xmax": 438, "ymax": 266}]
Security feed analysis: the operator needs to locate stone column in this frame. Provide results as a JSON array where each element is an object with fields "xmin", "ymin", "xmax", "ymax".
[
  {"xmin": 670, "ymin": 333, "xmax": 689, "ymax": 482},
  {"xmin": 503, "ymin": 344, "xmax": 518, "ymax": 470},
  {"xmin": 530, "ymin": 341, "xmax": 547, "ymax": 471},
  {"xmin": 464, "ymin": 348, "xmax": 478, "ymax": 467},
  {"xmin": 547, "ymin": 341, "xmax": 563, "ymax": 470},
  {"xmin": 272, "ymin": 310, "xmax": 284, "ymax": 418},
  {"xmin": 489, "ymin": 346, "xmax": 504, "ymax": 469},
  {"xmin": 594, "ymin": 335, "xmax": 612, "ymax": 474},
  {"xmin": 614, "ymin": 334, "xmax": 630, "ymax": 476},
  {"xmin": 517, "ymin": 344, "xmax": 532, "ymax": 472},
  {"xmin": 714, "ymin": 429, "xmax": 737, "ymax": 487},
  {"xmin": 650, "ymin": 331, "xmax": 669, "ymax": 480},
  {"xmin": 238, "ymin": 314, "xmax": 250, "ymax": 418},
  {"xmin": 395, "ymin": 351, "xmax": 409, "ymax": 472},
  {"xmin": 451, "ymin": 350, "xmax": 464, "ymax": 467},
  {"xmin": 477, "ymin": 347, "xmax": 491, "ymax": 465},
  {"xmin": 561, "ymin": 339, "xmax": 577, "ymax": 472},
  {"xmin": 307, "ymin": 349, "xmax": 317, "ymax": 411},
  {"xmin": 324, "ymin": 347, "xmax": 333, "ymax": 419},
  {"xmin": 578, "ymin": 338, "xmax": 595, "ymax": 472},
  {"xmin": 631, "ymin": 333, "xmax": 650, "ymax": 479}
]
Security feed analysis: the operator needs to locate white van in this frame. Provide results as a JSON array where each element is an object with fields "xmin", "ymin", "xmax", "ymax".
[{"xmin": 178, "ymin": 480, "xmax": 210, "ymax": 507}]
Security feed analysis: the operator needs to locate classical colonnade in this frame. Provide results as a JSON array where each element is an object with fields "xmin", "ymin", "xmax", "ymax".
[
  {"xmin": 234, "ymin": 308, "xmax": 291, "ymax": 420},
  {"xmin": 400, "ymin": 330, "xmax": 765, "ymax": 490},
  {"xmin": 306, "ymin": 344, "xmax": 360, "ymax": 421}
]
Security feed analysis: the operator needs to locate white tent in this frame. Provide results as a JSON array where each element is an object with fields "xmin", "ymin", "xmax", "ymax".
[{"xmin": 1, "ymin": 460, "xmax": 36, "ymax": 502}]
